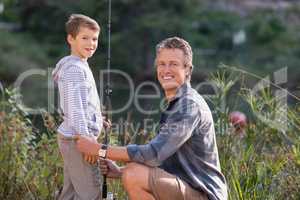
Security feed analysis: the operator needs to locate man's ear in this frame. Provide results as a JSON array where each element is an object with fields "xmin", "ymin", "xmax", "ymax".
[{"xmin": 185, "ymin": 66, "xmax": 192, "ymax": 78}]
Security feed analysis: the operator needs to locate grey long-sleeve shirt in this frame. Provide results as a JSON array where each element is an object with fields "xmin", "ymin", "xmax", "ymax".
[{"xmin": 127, "ymin": 83, "xmax": 227, "ymax": 200}]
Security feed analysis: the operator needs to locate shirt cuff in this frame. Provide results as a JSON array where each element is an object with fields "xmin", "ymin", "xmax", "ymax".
[{"xmin": 127, "ymin": 144, "xmax": 141, "ymax": 162}]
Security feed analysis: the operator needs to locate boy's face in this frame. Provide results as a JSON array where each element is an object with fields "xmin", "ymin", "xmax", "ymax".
[{"xmin": 67, "ymin": 26, "xmax": 99, "ymax": 60}]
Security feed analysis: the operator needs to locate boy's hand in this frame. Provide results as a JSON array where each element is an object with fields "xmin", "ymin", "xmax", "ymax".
[
  {"xmin": 75, "ymin": 135, "xmax": 100, "ymax": 155},
  {"xmin": 83, "ymin": 153, "xmax": 98, "ymax": 165},
  {"xmin": 99, "ymin": 158, "xmax": 122, "ymax": 178}
]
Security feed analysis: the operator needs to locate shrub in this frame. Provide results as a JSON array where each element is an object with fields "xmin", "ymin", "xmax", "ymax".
[{"xmin": 0, "ymin": 89, "xmax": 62, "ymax": 200}]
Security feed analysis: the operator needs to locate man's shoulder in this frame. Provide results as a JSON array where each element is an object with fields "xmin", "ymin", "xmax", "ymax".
[
  {"xmin": 178, "ymin": 87, "xmax": 212, "ymax": 114},
  {"xmin": 177, "ymin": 87, "xmax": 201, "ymax": 106},
  {"xmin": 171, "ymin": 95, "xmax": 199, "ymax": 116},
  {"xmin": 188, "ymin": 87, "xmax": 208, "ymax": 103}
]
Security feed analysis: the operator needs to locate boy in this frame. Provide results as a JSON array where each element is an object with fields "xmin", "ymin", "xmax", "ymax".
[{"xmin": 52, "ymin": 14, "xmax": 103, "ymax": 200}]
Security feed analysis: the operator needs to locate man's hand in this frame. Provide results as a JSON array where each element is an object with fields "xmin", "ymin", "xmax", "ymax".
[
  {"xmin": 99, "ymin": 158, "xmax": 122, "ymax": 178},
  {"xmin": 83, "ymin": 153, "xmax": 98, "ymax": 165},
  {"xmin": 103, "ymin": 116, "xmax": 112, "ymax": 129},
  {"xmin": 75, "ymin": 135, "xmax": 100, "ymax": 156}
]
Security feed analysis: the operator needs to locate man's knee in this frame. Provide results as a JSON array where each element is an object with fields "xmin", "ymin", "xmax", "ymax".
[
  {"xmin": 122, "ymin": 163, "xmax": 149, "ymax": 189},
  {"xmin": 122, "ymin": 163, "xmax": 141, "ymax": 186}
]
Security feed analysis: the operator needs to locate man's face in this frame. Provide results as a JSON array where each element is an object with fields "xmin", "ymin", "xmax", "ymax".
[
  {"xmin": 68, "ymin": 26, "xmax": 99, "ymax": 60},
  {"xmin": 156, "ymin": 48, "xmax": 188, "ymax": 93}
]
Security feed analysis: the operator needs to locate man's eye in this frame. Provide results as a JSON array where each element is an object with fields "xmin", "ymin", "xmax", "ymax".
[{"xmin": 93, "ymin": 38, "xmax": 98, "ymax": 41}]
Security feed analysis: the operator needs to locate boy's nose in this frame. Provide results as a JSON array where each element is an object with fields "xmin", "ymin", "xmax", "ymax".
[{"xmin": 92, "ymin": 40, "xmax": 98, "ymax": 46}]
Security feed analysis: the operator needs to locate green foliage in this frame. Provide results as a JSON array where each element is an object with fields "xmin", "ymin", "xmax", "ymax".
[
  {"xmin": 0, "ymin": 89, "xmax": 62, "ymax": 200},
  {"xmin": 210, "ymin": 68, "xmax": 300, "ymax": 200},
  {"xmin": 0, "ymin": 30, "xmax": 54, "ymax": 82}
]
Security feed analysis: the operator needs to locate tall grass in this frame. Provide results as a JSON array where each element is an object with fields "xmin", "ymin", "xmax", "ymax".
[{"xmin": 211, "ymin": 68, "xmax": 300, "ymax": 200}]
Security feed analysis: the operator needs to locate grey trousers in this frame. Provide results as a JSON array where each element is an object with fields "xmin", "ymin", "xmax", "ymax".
[{"xmin": 57, "ymin": 136, "xmax": 102, "ymax": 200}]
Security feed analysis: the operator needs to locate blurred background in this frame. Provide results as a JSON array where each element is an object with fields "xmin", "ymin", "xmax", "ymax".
[{"xmin": 1, "ymin": 0, "xmax": 300, "ymax": 119}]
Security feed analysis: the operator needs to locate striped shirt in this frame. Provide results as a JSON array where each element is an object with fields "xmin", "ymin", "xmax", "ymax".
[
  {"xmin": 127, "ymin": 83, "xmax": 228, "ymax": 200},
  {"xmin": 52, "ymin": 55, "xmax": 103, "ymax": 138}
]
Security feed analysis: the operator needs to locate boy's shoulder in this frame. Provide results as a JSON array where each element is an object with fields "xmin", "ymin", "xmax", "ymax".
[
  {"xmin": 53, "ymin": 55, "xmax": 88, "ymax": 81},
  {"xmin": 58, "ymin": 55, "xmax": 86, "ymax": 70}
]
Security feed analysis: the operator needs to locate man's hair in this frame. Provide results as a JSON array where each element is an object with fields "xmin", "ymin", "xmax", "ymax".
[
  {"xmin": 155, "ymin": 37, "xmax": 193, "ymax": 81},
  {"xmin": 65, "ymin": 14, "xmax": 100, "ymax": 38}
]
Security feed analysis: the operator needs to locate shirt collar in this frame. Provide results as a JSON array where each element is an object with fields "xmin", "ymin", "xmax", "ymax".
[
  {"xmin": 69, "ymin": 54, "xmax": 89, "ymax": 66},
  {"xmin": 168, "ymin": 82, "xmax": 191, "ymax": 103}
]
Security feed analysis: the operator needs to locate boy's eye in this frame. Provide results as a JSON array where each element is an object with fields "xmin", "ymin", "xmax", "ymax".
[
  {"xmin": 93, "ymin": 38, "xmax": 98, "ymax": 41},
  {"xmin": 82, "ymin": 37, "xmax": 88, "ymax": 40}
]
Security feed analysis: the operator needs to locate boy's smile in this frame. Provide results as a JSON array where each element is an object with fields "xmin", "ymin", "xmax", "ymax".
[{"xmin": 67, "ymin": 27, "xmax": 99, "ymax": 60}]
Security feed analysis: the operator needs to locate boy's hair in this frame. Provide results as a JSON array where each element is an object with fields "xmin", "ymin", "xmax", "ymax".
[
  {"xmin": 65, "ymin": 14, "xmax": 100, "ymax": 38},
  {"xmin": 155, "ymin": 37, "xmax": 193, "ymax": 80}
]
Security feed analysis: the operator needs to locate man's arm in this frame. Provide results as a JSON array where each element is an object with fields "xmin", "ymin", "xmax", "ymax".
[
  {"xmin": 75, "ymin": 135, "xmax": 130, "ymax": 162},
  {"xmin": 75, "ymin": 99, "xmax": 200, "ymax": 166},
  {"xmin": 107, "ymin": 146, "xmax": 130, "ymax": 162},
  {"xmin": 126, "ymin": 99, "xmax": 200, "ymax": 166}
]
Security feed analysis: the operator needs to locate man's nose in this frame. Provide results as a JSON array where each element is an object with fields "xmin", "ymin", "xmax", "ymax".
[{"xmin": 162, "ymin": 64, "xmax": 173, "ymax": 71}]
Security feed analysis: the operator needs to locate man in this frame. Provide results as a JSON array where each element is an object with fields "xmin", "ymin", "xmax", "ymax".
[{"xmin": 75, "ymin": 37, "xmax": 228, "ymax": 200}]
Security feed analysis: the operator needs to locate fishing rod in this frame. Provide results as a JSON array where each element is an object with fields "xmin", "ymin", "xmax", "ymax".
[{"xmin": 102, "ymin": 0, "xmax": 112, "ymax": 199}]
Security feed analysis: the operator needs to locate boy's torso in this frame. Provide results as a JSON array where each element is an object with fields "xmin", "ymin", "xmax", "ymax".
[{"xmin": 53, "ymin": 55, "xmax": 102, "ymax": 137}]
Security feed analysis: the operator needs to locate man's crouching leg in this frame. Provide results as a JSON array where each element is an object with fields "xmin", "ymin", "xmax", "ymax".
[
  {"xmin": 122, "ymin": 163, "xmax": 208, "ymax": 200},
  {"xmin": 122, "ymin": 163, "xmax": 155, "ymax": 200}
]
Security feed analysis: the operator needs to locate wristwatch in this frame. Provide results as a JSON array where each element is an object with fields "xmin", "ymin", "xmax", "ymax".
[{"xmin": 98, "ymin": 144, "xmax": 108, "ymax": 158}]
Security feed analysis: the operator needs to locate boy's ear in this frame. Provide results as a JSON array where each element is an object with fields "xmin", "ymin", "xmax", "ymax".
[{"xmin": 67, "ymin": 34, "xmax": 74, "ymax": 45}]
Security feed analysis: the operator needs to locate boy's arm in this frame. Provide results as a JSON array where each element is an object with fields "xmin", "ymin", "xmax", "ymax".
[{"xmin": 62, "ymin": 65, "xmax": 90, "ymax": 136}]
